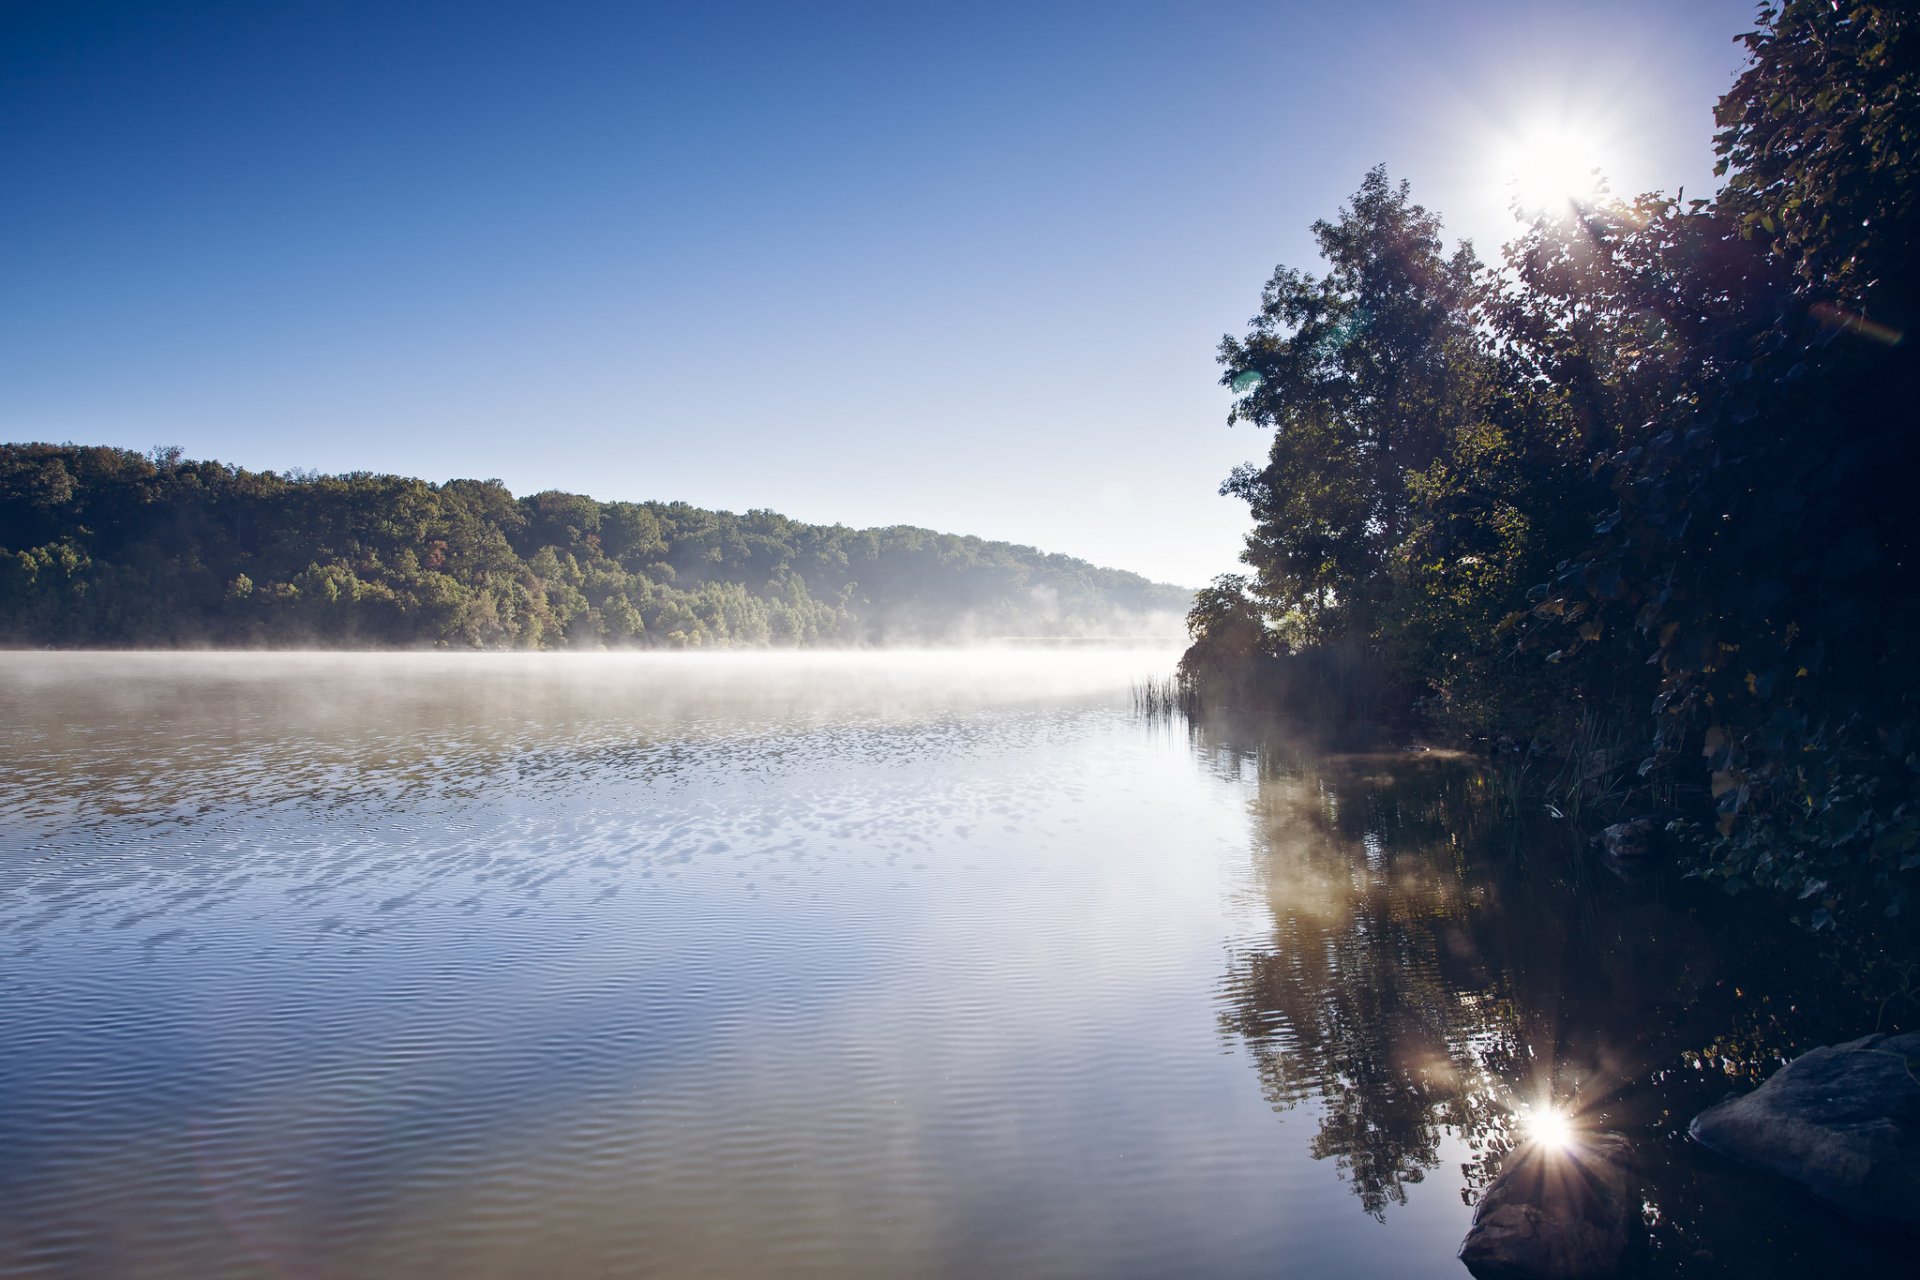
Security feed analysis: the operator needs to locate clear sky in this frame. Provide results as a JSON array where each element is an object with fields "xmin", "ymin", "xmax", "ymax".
[{"xmin": 2, "ymin": 0, "xmax": 1755, "ymax": 587}]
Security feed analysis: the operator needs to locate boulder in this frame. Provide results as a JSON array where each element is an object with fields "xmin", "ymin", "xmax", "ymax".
[
  {"xmin": 1459, "ymin": 1133, "xmax": 1635, "ymax": 1278},
  {"xmin": 1689, "ymin": 1031, "xmax": 1920, "ymax": 1234},
  {"xmin": 1595, "ymin": 818, "xmax": 1660, "ymax": 860}
]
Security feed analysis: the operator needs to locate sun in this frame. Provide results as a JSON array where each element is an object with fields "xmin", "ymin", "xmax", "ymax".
[{"xmin": 1499, "ymin": 118, "xmax": 1612, "ymax": 214}]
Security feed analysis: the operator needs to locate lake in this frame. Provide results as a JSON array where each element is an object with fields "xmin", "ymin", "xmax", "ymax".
[{"xmin": 0, "ymin": 652, "xmax": 1901, "ymax": 1277}]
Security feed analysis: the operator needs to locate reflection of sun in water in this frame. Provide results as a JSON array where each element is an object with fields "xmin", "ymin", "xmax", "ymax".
[
  {"xmin": 1499, "ymin": 118, "xmax": 1611, "ymax": 212},
  {"xmin": 1523, "ymin": 1103, "xmax": 1576, "ymax": 1152}
]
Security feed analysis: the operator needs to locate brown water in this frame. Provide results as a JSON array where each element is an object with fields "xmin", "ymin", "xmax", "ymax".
[{"xmin": 0, "ymin": 652, "xmax": 1904, "ymax": 1277}]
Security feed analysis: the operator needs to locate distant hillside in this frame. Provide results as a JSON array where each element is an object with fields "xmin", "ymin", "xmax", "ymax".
[{"xmin": 0, "ymin": 444, "xmax": 1191, "ymax": 649}]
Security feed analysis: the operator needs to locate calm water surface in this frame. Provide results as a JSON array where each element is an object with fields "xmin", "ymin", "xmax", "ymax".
[{"xmin": 0, "ymin": 652, "xmax": 1900, "ymax": 1277}]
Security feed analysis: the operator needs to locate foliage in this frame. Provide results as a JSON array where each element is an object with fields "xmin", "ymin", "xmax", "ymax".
[
  {"xmin": 0, "ymin": 444, "xmax": 1190, "ymax": 649},
  {"xmin": 1191, "ymin": 3, "xmax": 1920, "ymax": 933},
  {"xmin": 1218, "ymin": 167, "xmax": 1489, "ymax": 646},
  {"xmin": 1542, "ymin": 1, "xmax": 1920, "ymax": 928},
  {"xmin": 1178, "ymin": 574, "xmax": 1271, "ymax": 677}
]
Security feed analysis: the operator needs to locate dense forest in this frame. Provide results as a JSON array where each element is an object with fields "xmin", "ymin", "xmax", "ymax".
[
  {"xmin": 0, "ymin": 443, "xmax": 1189, "ymax": 649},
  {"xmin": 1184, "ymin": 1, "xmax": 1918, "ymax": 935}
]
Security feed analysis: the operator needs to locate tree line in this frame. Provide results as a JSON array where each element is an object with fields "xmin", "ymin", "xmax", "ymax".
[
  {"xmin": 0, "ymin": 444, "xmax": 1189, "ymax": 649},
  {"xmin": 1185, "ymin": 1, "xmax": 1918, "ymax": 931}
]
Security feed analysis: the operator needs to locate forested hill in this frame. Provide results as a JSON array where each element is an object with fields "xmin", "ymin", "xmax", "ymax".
[{"xmin": 0, "ymin": 444, "xmax": 1191, "ymax": 649}]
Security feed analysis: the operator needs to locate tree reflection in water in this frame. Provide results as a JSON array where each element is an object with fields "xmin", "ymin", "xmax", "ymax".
[
  {"xmin": 1198, "ymin": 722, "xmax": 1912, "ymax": 1272},
  {"xmin": 1212, "ymin": 738, "xmax": 1535, "ymax": 1217}
]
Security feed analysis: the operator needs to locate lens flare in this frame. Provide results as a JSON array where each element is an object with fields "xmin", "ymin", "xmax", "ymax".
[{"xmin": 1524, "ymin": 1104, "xmax": 1576, "ymax": 1151}]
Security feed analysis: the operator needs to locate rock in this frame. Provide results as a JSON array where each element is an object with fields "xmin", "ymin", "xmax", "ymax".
[
  {"xmin": 1595, "ymin": 819, "xmax": 1660, "ymax": 859},
  {"xmin": 1689, "ymin": 1031, "xmax": 1920, "ymax": 1235},
  {"xmin": 1459, "ymin": 1133, "xmax": 1635, "ymax": 1278}
]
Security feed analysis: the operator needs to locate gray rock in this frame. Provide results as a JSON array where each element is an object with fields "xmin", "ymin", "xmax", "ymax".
[
  {"xmin": 1689, "ymin": 1031, "xmax": 1920, "ymax": 1234},
  {"xmin": 1459, "ymin": 1133, "xmax": 1634, "ymax": 1278},
  {"xmin": 1596, "ymin": 818, "xmax": 1660, "ymax": 859}
]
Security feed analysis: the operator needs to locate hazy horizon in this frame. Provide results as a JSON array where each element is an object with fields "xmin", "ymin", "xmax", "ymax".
[{"xmin": 3, "ymin": 439, "xmax": 1203, "ymax": 591}]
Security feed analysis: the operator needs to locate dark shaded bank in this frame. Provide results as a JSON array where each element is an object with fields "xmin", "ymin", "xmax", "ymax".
[
  {"xmin": 1186, "ymin": 720, "xmax": 1912, "ymax": 1275},
  {"xmin": 0, "ymin": 443, "xmax": 1190, "ymax": 651},
  {"xmin": 1185, "ymin": 3, "xmax": 1920, "ymax": 945}
]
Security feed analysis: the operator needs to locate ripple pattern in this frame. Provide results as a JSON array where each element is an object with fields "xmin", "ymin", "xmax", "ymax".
[{"xmin": 1, "ymin": 651, "xmax": 1469, "ymax": 1279}]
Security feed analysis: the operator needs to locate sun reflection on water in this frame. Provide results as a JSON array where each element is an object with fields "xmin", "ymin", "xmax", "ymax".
[{"xmin": 1523, "ymin": 1103, "xmax": 1576, "ymax": 1153}]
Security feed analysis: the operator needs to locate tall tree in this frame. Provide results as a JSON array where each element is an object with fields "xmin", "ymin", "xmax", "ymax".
[{"xmin": 1218, "ymin": 167, "xmax": 1489, "ymax": 644}]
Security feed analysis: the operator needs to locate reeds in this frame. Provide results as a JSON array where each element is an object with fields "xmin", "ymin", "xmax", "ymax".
[
  {"xmin": 1489, "ymin": 706, "xmax": 1638, "ymax": 824},
  {"xmin": 1131, "ymin": 674, "xmax": 1195, "ymax": 721}
]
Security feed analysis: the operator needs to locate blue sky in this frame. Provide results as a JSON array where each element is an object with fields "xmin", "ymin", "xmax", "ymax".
[{"xmin": 2, "ymin": 1, "xmax": 1754, "ymax": 586}]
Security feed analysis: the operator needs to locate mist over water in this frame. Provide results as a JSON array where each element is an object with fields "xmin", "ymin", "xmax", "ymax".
[{"xmin": 0, "ymin": 652, "xmax": 1893, "ymax": 1278}]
